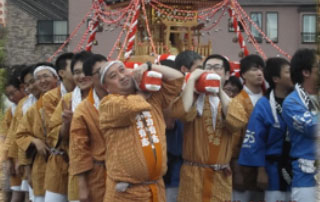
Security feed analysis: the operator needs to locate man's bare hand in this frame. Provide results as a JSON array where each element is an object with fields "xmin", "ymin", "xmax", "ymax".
[
  {"xmin": 32, "ymin": 138, "xmax": 49, "ymax": 157},
  {"xmin": 7, "ymin": 159, "xmax": 16, "ymax": 176},
  {"xmin": 62, "ymin": 99, "xmax": 73, "ymax": 125},
  {"xmin": 78, "ymin": 174, "xmax": 90, "ymax": 202},
  {"xmin": 14, "ymin": 160, "xmax": 23, "ymax": 177},
  {"xmin": 188, "ymin": 69, "xmax": 205, "ymax": 82},
  {"xmin": 132, "ymin": 64, "xmax": 148, "ymax": 86},
  {"xmin": 257, "ymin": 167, "xmax": 268, "ymax": 190}
]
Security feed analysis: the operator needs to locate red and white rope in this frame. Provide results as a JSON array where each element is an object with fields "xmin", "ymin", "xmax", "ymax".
[
  {"xmin": 47, "ymin": 10, "xmax": 92, "ymax": 62},
  {"xmin": 228, "ymin": 5, "xmax": 249, "ymax": 56},
  {"xmin": 124, "ymin": 1, "xmax": 140, "ymax": 60},
  {"xmin": 86, "ymin": 16, "xmax": 100, "ymax": 52},
  {"xmin": 107, "ymin": 5, "xmax": 133, "ymax": 60},
  {"xmin": 233, "ymin": 0, "xmax": 291, "ymax": 59}
]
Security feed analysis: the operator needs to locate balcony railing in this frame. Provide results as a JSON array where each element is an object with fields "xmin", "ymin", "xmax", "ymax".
[
  {"xmin": 301, "ymin": 32, "xmax": 316, "ymax": 43},
  {"xmin": 37, "ymin": 34, "xmax": 68, "ymax": 44}
]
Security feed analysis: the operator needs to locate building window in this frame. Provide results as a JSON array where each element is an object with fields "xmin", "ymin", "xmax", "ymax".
[
  {"xmin": 37, "ymin": 20, "xmax": 68, "ymax": 44},
  {"xmin": 302, "ymin": 15, "xmax": 316, "ymax": 43},
  {"xmin": 266, "ymin": 12, "xmax": 278, "ymax": 43},
  {"xmin": 250, "ymin": 12, "xmax": 262, "ymax": 43}
]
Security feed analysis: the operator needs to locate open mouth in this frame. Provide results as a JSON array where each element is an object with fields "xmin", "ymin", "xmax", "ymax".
[{"xmin": 121, "ymin": 78, "xmax": 130, "ymax": 86}]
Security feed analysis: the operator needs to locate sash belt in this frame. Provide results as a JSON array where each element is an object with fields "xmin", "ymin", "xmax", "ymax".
[
  {"xmin": 184, "ymin": 160, "xmax": 228, "ymax": 171},
  {"xmin": 115, "ymin": 179, "xmax": 158, "ymax": 192},
  {"xmin": 50, "ymin": 148, "xmax": 65, "ymax": 155},
  {"xmin": 49, "ymin": 148, "xmax": 69, "ymax": 163}
]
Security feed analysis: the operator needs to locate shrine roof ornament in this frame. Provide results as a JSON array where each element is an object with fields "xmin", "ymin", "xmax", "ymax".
[{"xmin": 48, "ymin": 0, "xmax": 292, "ymax": 63}]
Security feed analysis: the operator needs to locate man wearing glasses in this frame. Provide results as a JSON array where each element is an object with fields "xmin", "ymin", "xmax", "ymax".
[
  {"xmin": 172, "ymin": 54, "xmax": 233, "ymax": 202},
  {"xmin": 69, "ymin": 54, "xmax": 108, "ymax": 202}
]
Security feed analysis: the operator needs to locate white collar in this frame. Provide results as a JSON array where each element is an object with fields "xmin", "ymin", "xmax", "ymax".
[
  {"xmin": 72, "ymin": 87, "xmax": 82, "ymax": 112},
  {"xmin": 60, "ymin": 82, "xmax": 67, "ymax": 97},
  {"xmin": 22, "ymin": 94, "xmax": 37, "ymax": 115},
  {"xmin": 93, "ymin": 88, "xmax": 100, "ymax": 110},
  {"xmin": 244, "ymin": 85, "xmax": 262, "ymax": 106},
  {"xmin": 11, "ymin": 104, "xmax": 17, "ymax": 116}
]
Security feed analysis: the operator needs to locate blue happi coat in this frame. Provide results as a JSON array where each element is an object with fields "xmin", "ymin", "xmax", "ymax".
[
  {"xmin": 282, "ymin": 89, "xmax": 317, "ymax": 188},
  {"xmin": 238, "ymin": 95, "xmax": 289, "ymax": 191}
]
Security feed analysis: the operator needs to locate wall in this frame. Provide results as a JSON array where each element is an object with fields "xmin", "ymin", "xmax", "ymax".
[{"xmin": 5, "ymin": 2, "xmax": 61, "ymax": 66}]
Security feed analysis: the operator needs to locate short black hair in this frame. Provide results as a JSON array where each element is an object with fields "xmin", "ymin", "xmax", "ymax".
[
  {"xmin": 5, "ymin": 76, "xmax": 21, "ymax": 89},
  {"xmin": 10, "ymin": 64, "xmax": 27, "ymax": 81},
  {"xmin": 55, "ymin": 52, "xmax": 74, "ymax": 79},
  {"xmin": 224, "ymin": 76, "xmax": 243, "ymax": 91},
  {"xmin": 71, "ymin": 51, "xmax": 93, "ymax": 73},
  {"xmin": 20, "ymin": 65, "xmax": 36, "ymax": 84},
  {"xmin": 240, "ymin": 54, "xmax": 265, "ymax": 76},
  {"xmin": 174, "ymin": 50, "xmax": 202, "ymax": 71},
  {"xmin": 290, "ymin": 48, "xmax": 317, "ymax": 84},
  {"xmin": 264, "ymin": 57, "xmax": 290, "ymax": 89},
  {"xmin": 160, "ymin": 59, "xmax": 175, "ymax": 69},
  {"xmin": 203, "ymin": 54, "xmax": 230, "ymax": 72},
  {"xmin": 83, "ymin": 54, "xmax": 107, "ymax": 76}
]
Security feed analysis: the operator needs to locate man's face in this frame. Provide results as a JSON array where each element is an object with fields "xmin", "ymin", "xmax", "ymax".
[
  {"xmin": 223, "ymin": 82, "xmax": 241, "ymax": 98},
  {"xmin": 204, "ymin": 58, "xmax": 229, "ymax": 85},
  {"xmin": 275, "ymin": 64, "xmax": 293, "ymax": 90},
  {"xmin": 73, "ymin": 61, "xmax": 93, "ymax": 91},
  {"xmin": 24, "ymin": 73, "xmax": 41, "ymax": 98},
  {"xmin": 92, "ymin": 61, "xmax": 107, "ymax": 90},
  {"xmin": 64, "ymin": 60, "xmax": 75, "ymax": 83},
  {"xmin": 5, "ymin": 85, "xmax": 25, "ymax": 105},
  {"xmin": 310, "ymin": 55, "xmax": 320, "ymax": 86},
  {"xmin": 242, "ymin": 65, "xmax": 264, "ymax": 87},
  {"xmin": 35, "ymin": 69, "xmax": 58, "ymax": 93},
  {"xmin": 103, "ymin": 63, "xmax": 135, "ymax": 95}
]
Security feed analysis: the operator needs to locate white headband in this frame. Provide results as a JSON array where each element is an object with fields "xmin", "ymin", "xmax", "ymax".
[
  {"xmin": 100, "ymin": 60, "xmax": 123, "ymax": 84},
  {"xmin": 34, "ymin": 65, "xmax": 58, "ymax": 79}
]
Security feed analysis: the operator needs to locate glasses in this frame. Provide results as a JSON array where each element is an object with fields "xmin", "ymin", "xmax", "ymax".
[{"xmin": 204, "ymin": 64, "xmax": 224, "ymax": 71}]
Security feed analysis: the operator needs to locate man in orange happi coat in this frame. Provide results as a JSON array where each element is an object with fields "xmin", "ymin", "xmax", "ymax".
[
  {"xmin": 42, "ymin": 52, "xmax": 76, "ymax": 202},
  {"xmin": 170, "ymin": 54, "xmax": 233, "ymax": 202},
  {"xmin": 46, "ymin": 51, "xmax": 93, "ymax": 202},
  {"xmin": 6, "ymin": 65, "xmax": 44, "ymax": 202},
  {"xmin": 3, "ymin": 76, "xmax": 26, "ymax": 202},
  {"xmin": 69, "ymin": 54, "xmax": 108, "ymax": 202},
  {"xmin": 16, "ymin": 64, "xmax": 59, "ymax": 202},
  {"xmin": 99, "ymin": 60, "xmax": 184, "ymax": 202}
]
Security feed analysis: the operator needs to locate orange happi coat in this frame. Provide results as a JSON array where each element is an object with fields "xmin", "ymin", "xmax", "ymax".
[
  {"xmin": 99, "ymin": 78, "xmax": 183, "ymax": 202},
  {"xmin": 171, "ymin": 95, "xmax": 233, "ymax": 202},
  {"xmin": 225, "ymin": 89, "xmax": 257, "ymax": 191},
  {"xmin": 69, "ymin": 89, "xmax": 106, "ymax": 202}
]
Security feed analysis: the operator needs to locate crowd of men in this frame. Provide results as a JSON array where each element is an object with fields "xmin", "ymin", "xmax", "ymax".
[{"xmin": 0, "ymin": 48, "xmax": 318, "ymax": 202}]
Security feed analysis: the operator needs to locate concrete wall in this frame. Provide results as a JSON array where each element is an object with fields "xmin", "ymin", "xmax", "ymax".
[
  {"xmin": 5, "ymin": 2, "xmax": 61, "ymax": 66},
  {"xmin": 68, "ymin": 1, "xmax": 317, "ymax": 61}
]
